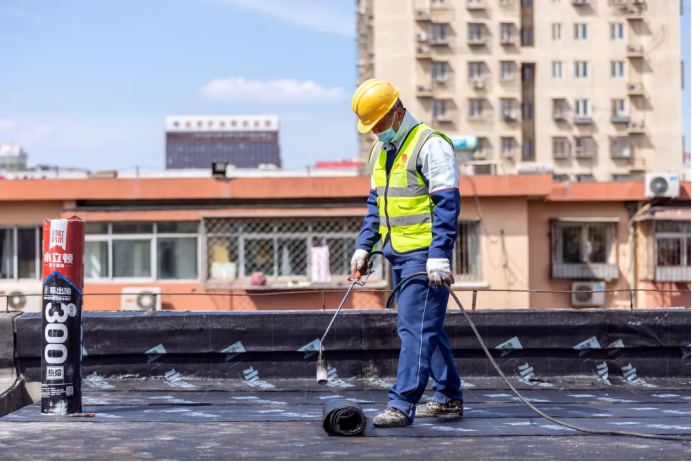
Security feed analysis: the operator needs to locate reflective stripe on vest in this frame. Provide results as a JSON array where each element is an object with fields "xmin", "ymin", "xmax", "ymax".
[{"xmin": 368, "ymin": 123, "xmax": 451, "ymax": 253}]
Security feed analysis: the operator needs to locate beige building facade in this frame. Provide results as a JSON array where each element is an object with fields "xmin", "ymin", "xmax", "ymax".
[{"xmin": 357, "ymin": 0, "xmax": 684, "ymax": 182}]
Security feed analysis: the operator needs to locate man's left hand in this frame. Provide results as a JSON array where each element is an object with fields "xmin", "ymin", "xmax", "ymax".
[{"xmin": 426, "ymin": 258, "xmax": 454, "ymax": 288}]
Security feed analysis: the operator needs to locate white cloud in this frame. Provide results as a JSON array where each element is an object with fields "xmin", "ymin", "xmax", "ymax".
[
  {"xmin": 218, "ymin": 0, "xmax": 353, "ymax": 37},
  {"xmin": 0, "ymin": 120, "xmax": 17, "ymax": 130},
  {"xmin": 201, "ymin": 77, "xmax": 346, "ymax": 103}
]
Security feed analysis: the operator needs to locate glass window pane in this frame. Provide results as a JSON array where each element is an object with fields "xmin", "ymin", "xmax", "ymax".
[
  {"xmin": 278, "ymin": 239, "xmax": 307, "ymax": 276},
  {"xmin": 657, "ymin": 238, "xmax": 682, "ymax": 266},
  {"xmin": 207, "ymin": 236, "xmax": 239, "ymax": 280},
  {"xmin": 85, "ymin": 241, "xmax": 109, "ymax": 278},
  {"xmin": 112, "ymin": 222, "xmax": 153, "ymax": 234},
  {"xmin": 113, "ymin": 240, "xmax": 152, "ymax": 277},
  {"xmin": 157, "ymin": 222, "xmax": 199, "ymax": 234},
  {"xmin": 0, "ymin": 229, "xmax": 15, "ymax": 279},
  {"xmin": 85, "ymin": 223, "xmax": 109, "ymax": 234},
  {"xmin": 244, "ymin": 238, "xmax": 274, "ymax": 276},
  {"xmin": 560, "ymin": 226, "xmax": 582, "ymax": 263},
  {"xmin": 587, "ymin": 225, "xmax": 607, "ymax": 263},
  {"xmin": 17, "ymin": 229, "xmax": 37, "ymax": 278},
  {"xmin": 158, "ymin": 238, "xmax": 198, "ymax": 279}
]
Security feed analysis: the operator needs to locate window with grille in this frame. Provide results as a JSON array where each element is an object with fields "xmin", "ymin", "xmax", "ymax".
[
  {"xmin": 475, "ymin": 138, "xmax": 490, "ymax": 158},
  {"xmin": 454, "ymin": 221, "xmax": 481, "ymax": 279},
  {"xmin": 430, "ymin": 23, "xmax": 448, "ymax": 43},
  {"xmin": 501, "ymin": 137, "xmax": 515, "ymax": 158},
  {"xmin": 500, "ymin": 61, "xmax": 514, "ymax": 80},
  {"xmin": 500, "ymin": 23, "xmax": 514, "ymax": 43},
  {"xmin": 204, "ymin": 217, "xmax": 375, "ymax": 284},
  {"xmin": 610, "ymin": 136, "xmax": 631, "ymax": 158},
  {"xmin": 553, "ymin": 98, "xmax": 567, "ymax": 118},
  {"xmin": 501, "ymin": 98, "xmax": 515, "ymax": 118},
  {"xmin": 553, "ymin": 137, "xmax": 570, "ymax": 158},
  {"xmin": 575, "ymin": 175, "xmax": 595, "ymax": 183},
  {"xmin": 522, "ymin": 139, "xmax": 535, "ymax": 161},
  {"xmin": 468, "ymin": 62, "xmax": 484, "ymax": 80},
  {"xmin": 653, "ymin": 221, "xmax": 691, "ymax": 282},
  {"xmin": 574, "ymin": 136, "xmax": 595, "ymax": 158},
  {"xmin": 433, "ymin": 99, "xmax": 447, "ymax": 119},
  {"xmin": 84, "ymin": 222, "xmax": 199, "ymax": 280},
  {"xmin": 468, "ymin": 24, "xmax": 484, "ymax": 42},
  {"xmin": 551, "ymin": 221, "xmax": 618, "ymax": 279},
  {"xmin": 0, "ymin": 227, "xmax": 41, "ymax": 280},
  {"xmin": 432, "ymin": 61, "xmax": 448, "ymax": 82},
  {"xmin": 468, "ymin": 99, "xmax": 483, "ymax": 118}
]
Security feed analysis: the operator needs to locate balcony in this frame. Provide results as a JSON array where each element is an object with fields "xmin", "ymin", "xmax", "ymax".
[
  {"xmin": 627, "ymin": 44, "xmax": 644, "ymax": 58},
  {"xmin": 502, "ymin": 112, "xmax": 519, "ymax": 122},
  {"xmin": 500, "ymin": 35, "xmax": 516, "ymax": 46},
  {"xmin": 571, "ymin": 0, "xmax": 590, "ymax": 5},
  {"xmin": 573, "ymin": 116, "xmax": 593, "ymax": 125},
  {"xmin": 627, "ymin": 120, "xmax": 645, "ymax": 134},
  {"xmin": 553, "ymin": 111, "xmax": 567, "ymax": 121},
  {"xmin": 470, "ymin": 78, "xmax": 486, "ymax": 91},
  {"xmin": 430, "ymin": 36, "xmax": 449, "ymax": 46},
  {"xmin": 610, "ymin": 146, "xmax": 632, "ymax": 159},
  {"xmin": 627, "ymin": 82, "xmax": 645, "ymax": 96},
  {"xmin": 467, "ymin": 0, "xmax": 486, "ymax": 10},
  {"xmin": 416, "ymin": 84, "xmax": 433, "ymax": 98}
]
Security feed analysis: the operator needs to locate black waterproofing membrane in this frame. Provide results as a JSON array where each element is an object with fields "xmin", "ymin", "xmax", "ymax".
[{"xmin": 323, "ymin": 399, "xmax": 367, "ymax": 436}]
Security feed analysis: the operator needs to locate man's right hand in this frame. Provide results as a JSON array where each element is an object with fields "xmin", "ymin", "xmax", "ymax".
[{"xmin": 350, "ymin": 249, "xmax": 372, "ymax": 277}]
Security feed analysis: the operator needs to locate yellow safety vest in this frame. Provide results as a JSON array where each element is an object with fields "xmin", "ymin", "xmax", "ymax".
[{"xmin": 368, "ymin": 123, "xmax": 453, "ymax": 253}]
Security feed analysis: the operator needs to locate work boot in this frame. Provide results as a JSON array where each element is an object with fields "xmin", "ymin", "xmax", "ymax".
[
  {"xmin": 372, "ymin": 407, "xmax": 412, "ymax": 427},
  {"xmin": 417, "ymin": 399, "xmax": 464, "ymax": 418}
]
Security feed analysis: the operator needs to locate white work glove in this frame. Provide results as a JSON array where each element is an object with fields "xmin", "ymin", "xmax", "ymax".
[
  {"xmin": 350, "ymin": 249, "xmax": 372, "ymax": 277},
  {"xmin": 427, "ymin": 258, "xmax": 454, "ymax": 288}
]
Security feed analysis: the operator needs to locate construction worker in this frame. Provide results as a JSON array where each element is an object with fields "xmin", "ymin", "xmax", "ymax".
[{"xmin": 350, "ymin": 79, "xmax": 463, "ymax": 427}]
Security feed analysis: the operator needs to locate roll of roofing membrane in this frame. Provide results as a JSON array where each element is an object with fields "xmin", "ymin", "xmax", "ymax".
[{"xmin": 322, "ymin": 399, "xmax": 367, "ymax": 436}]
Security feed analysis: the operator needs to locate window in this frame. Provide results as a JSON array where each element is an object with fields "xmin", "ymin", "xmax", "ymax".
[
  {"xmin": 468, "ymin": 99, "xmax": 483, "ymax": 118},
  {"xmin": 574, "ymin": 99, "xmax": 590, "ymax": 117},
  {"xmin": 553, "ymin": 174, "xmax": 570, "ymax": 182},
  {"xmin": 612, "ymin": 99, "xmax": 628, "ymax": 117},
  {"xmin": 475, "ymin": 138, "xmax": 491, "ymax": 158},
  {"xmin": 468, "ymin": 62, "xmax": 484, "ymax": 80},
  {"xmin": 574, "ymin": 23, "xmax": 588, "ymax": 40},
  {"xmin": 501, "ymin": 137, "xmax": 515, "ymax": 158},
  {"xmin": 454, "ymin": 222, "xmax": 481, "ymax": 279},
  {"xmin": 85, "ymin": 222, "xmax": 199, "ymax": 280},
  {"xmin": 521, "ymin": 27, "xmax": 533, "ymax": 46},
  {"xmin": 468, "ymin": 24, "xmax": 484, "ymax": 43},
  {"xmin": 500, "ymin": 23, "xmax": 514, "ymax": 44},
  {"xmin": 610, "ymin": 22, "xmax": 625, "ymax": 40},
  {"xmin": 574, "ymin": 136, "xmax": 595, "ymax": 157},
  {"xmin": 611, "ymin": 61, "xmax": 625, "ymax": 78},
  {"xmin": 610, "ymin": 136, "xmax": 631, "ymax": 158},
  {"xmin": 432, "ymin": 99, "xmax": 447, "ymax": 119},
  {"xmin": 574, "ymin": 61, "xmax": 589, "ymax": 78},
  {"xmin": 522, "ymin": 64, "xmax": 534, "ymax": 82},
  {"xmin": 430, "ymin": 23, "xmax": 448, "ymax": 43},
  {"xmin": 500, "ymin": 61, "xmax": 514, "ymax": 80},
  {"xmin": 551, "ymin": 221, "xmax": 618, "ymax": 279},
  {"xmin": 552, "ymin": 61, "xmax": 563, "ymax": 78},
  {"xmin": 0, "ymin": 227, "xmax": 40, "ymax": 280},
  {"xmin": 522, "ymin": 101, "xmax": 534, "ymax": 120},
  {"xmin": 575, "ymin": 174, "xmax": 596, "ymax": 182},
  {"xmin": 501, "ymin": 98, "xmax": 516, "ymax": 119},
  {"xmin": 522, "ymin": 139, "xmax": 535, "ymax": 161},
  {"xmin": 552, "ymin": 23, "xmax": 562, "ymax": 40},
  {"xmin": 521, "ymin": 0, "xmax": 532, "ymax": 6},
  {"xmin": 653, "ymin": 222, "xmax": 691, "ymax": 282},
  {"xmin": 432, "ymin": 61, "xmax": 448, "ymax": 82},
  {"xmin": 553, "ymin": 137, "xmax": 570, "ymax": 158},
  {"xmin": 553, "ymin": 99, "xmax": 567, "ymax": 118},
  {"xmin": 612, "ymin": 174, "xmax": 630, "ymax": 181},
  {"xmin": 205, "ymin": 218, "xmax": 371, "ymax": 283}
]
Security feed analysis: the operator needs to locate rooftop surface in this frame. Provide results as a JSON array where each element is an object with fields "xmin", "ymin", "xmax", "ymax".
[{"xmin": 1, "ymin": 384, "xmax": 690, "ymax": 460}]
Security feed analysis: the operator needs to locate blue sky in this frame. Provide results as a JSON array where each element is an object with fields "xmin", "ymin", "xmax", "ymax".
[{"xmin": 0, "ymin": 0, "xmax": 689, "ymax": 170}]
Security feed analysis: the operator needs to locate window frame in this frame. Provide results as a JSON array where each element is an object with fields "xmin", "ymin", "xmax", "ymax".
[
  {"xmin": 0, "ymin": 226, "xmax": 41, "ymax": 281},
  {"xmin": 611, "ymin": 61, "xmax": 626, "ymax": 78},
  {"xmin": 652, "ymin": 221, "xmax": 691, "ymax": 282},
  {"xmin": 574, "ymin": 23, "xmax": 588, "ymax": 40},
  {"xmin": 84, "ymin": 222, "xmax": 201, "ymax": 282},
  {"xmin": 551, "ymin": 220, "xmax": 619, "ymax": 280},
  {"xmin": 552, "ymin": 61, "xmax": 563, "ymax": 78},
  {"xmin": 552, "ymin": 23, "xmax": 562, "ymax": 40},
  {"xmin": 453, "ymin": 221, "xmax": 482, "ymax": 280}
]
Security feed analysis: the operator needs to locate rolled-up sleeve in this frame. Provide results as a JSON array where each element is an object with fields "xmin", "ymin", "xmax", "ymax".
[{"xmin": 419, "ymin": 136, "xmax": 460, "ymax": 259}]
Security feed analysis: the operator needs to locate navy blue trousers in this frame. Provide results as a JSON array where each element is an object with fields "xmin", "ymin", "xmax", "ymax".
[{"xmin": 383, "ymin": 242, "xmax": 462, "ymax": 421}]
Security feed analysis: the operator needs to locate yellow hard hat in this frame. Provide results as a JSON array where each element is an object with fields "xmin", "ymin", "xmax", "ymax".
[{"xmin": 352, "ymin": 79, "xmax": 400, "ymax": 133}]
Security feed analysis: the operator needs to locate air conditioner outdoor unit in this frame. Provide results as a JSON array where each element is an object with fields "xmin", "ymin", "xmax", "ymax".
[
  {"xmin": 417, "ymin": 84, "xmax": 432, "ymax": 92},
  {"xmin": 121, "ymin": 288, "xmax": 163, "ymax": 311},
  {"xmin": 434, "ymin": 76, "xmax": 447, "ymax": 84},
  {"xmin": 645, "ymin": 172, "xmax": 681, "ymax": 198},
  {"xmin": 571, "ymin": 282, "xmax": 606, "ymax": 307},
  {"xmin": 417, "ymin": 32, "xmax": 428, "ymax": 42},
  {"xmin": 415, "ymin": 9, "xmax": 428, "ymax": 17},
  {"xmin": 417, "ymin": 46, "xmax": 430, "ymax": 54},
  {"xmin": 627, "ymin": 83, "xmax": 642, "ymax": 91},
  {"xmin": 503, "ymin": 112, "xmax": 517, "ymax": 121},
  {"xmin": 625, "ymin": 6, "xmax": 641, "ymax": 13},
  {"xmin": 620, "ymin": 147, "xmax": 631, "ymax": 158},
  {"xmin": 628, "ymin": 121, "xmax": 643, "ymax": 130},
  {"xmin": 0, "ymin": 282, "xmax": 42, "ymax": 312},
  {"xmin": 473, "ymin": 79, "xmax": 485, "ymax": 89},
  {"xmin": 463, "ymin": 161, "xmax": 497, "ymax": 176},
  {"xmin": 627, "ymin": 45, "xmax": 643, "ymax": 53}
]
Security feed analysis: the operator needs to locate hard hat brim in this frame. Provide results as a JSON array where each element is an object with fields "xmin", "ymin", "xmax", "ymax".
[{"xmin": 357, "ymin": 118, "xmax": 378, "ymax": 134}]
